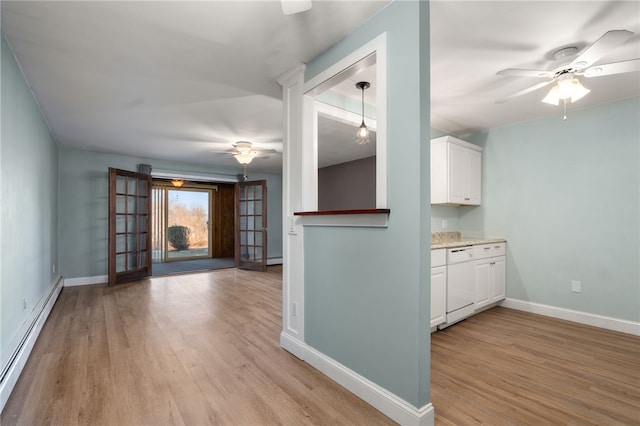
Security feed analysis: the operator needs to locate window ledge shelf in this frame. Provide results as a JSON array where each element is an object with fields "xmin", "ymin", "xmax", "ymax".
[{"xmin": 293, "ymin": 209, "xmax": 390, "ymax": 228}]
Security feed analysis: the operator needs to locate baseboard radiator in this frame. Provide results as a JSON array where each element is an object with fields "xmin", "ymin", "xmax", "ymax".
[{"xmin": 0, "ymin": 275, "xmax": 63, "ymax": 412}]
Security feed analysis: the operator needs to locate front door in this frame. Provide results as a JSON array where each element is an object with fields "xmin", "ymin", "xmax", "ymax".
[
  {"xmin": 108, "ymin": 168, "xmax": 152, "ymax": 285},
  {"xmin": 235, "ymin": 180, "xmax": 267, "ymax": 271}
]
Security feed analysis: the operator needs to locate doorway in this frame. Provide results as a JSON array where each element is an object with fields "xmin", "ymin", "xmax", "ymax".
[{"xmin": 151, "ymin": 180, "xmax": 235, "ymax": 275}]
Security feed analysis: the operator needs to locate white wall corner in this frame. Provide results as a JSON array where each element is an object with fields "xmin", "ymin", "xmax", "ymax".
[{"xmin": 501, "ymin": 298, "xmax": 640, "ymax": 336}]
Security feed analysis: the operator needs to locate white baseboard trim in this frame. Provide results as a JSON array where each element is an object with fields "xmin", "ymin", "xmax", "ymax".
[
  {"xmin": 280, "ymin": 331, "xmax": 305, "ymax": 360},
  {"xmin": 0, "ymin": 275, "xmax": 63, "ymax": 412},
  {"xmin": 280, "ymin": 334, "xmax": 434, "ymax": 426},
  {"xmin": 267, "ymin": 257, "xmax": 283, "ymax": 265},
  {"xmin": 501, "ymin": 298, "xmax": 640, "ymax": 336},
  {"xmin": 64, "ymin": 275, "xmax": 107, "ymax": 287}
]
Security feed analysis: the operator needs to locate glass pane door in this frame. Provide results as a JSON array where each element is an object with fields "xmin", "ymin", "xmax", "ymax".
[
  {"xmin": 235, "ymin": 180, "xmax": 267, "ymax": 271},
  {"xmin": 108, "ymin": 168, "xmax": 151, "ymax": 285},
  {"xmin": 166, "ymin": 189, "xmax": 210, "ymax": 260}
]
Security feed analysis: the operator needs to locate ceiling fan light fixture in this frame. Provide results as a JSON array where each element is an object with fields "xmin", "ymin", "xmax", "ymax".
[
  {"xmin": 233, "ymin": 141, "xmax": 258, "ymax": 165},
  {"xmin": 569, "ymin": 79, "xmax": 590, "ymax": 102},
  {"xmin": 541, "ymin": 85, "xmax": 560, "ymax": 105},
  {"xmin": 234, "ymin": 152, "xmax": 257, "ymax": 165},
  {"xmin": 171, "ymin": 179, "xmax": 185, "ymax": 188},
  {"xmin": 541, "ymin": 74, "xmax": 590, "ymax": 105}
]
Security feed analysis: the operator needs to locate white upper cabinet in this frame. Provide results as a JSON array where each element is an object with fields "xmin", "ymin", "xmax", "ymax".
[{"xmin": 431, "ymin": 136, "xmax": 482, "ymax": 205}]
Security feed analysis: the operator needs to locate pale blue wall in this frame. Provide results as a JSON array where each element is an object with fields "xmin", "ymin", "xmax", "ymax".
[
  {"xmin": 58, "ymin": 147, "xmax": 282, "ymax": 279},
  {"xmin": 1, "ymin": 35, "xmax": 59, "ymax": 369},
  {"xmin": 304, "ymin": 2, "xmax": 431, "ymax": 407},
  {"xmin": 461, "ymin": 97, "xmax": 640, "ymax": 322}
]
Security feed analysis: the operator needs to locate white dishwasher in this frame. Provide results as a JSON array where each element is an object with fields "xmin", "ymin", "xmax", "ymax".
[{"xmin": 439, "ymin": 246, "xmax": 475, "ymax": 329}]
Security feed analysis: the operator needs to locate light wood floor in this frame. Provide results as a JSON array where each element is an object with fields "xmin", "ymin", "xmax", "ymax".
[
  {"xmin": 431, "ymin": 307, "xmax": 640, "ymax": 425},
  {"xmin": 3, "ymin": 267, "xmax": 639, "ymax": 425},
  {"xmin": 1, "ymin": 266, "xmax": 394, "ymax": 426}
]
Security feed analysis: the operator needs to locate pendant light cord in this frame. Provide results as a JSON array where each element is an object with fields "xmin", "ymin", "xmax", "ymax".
[{"xmin": 361, "ymin": 85, "xmax": 365, "ymax": 124}]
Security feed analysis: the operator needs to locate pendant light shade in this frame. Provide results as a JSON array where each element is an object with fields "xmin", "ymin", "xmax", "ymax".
[{"xmin": 355, "ymin": 81, "xmax": 370, "ymax": 144}]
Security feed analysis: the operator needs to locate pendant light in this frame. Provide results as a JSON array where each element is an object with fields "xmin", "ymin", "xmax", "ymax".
[{"xmin": 355, "ymin": 81, "xmax": 370, "ymax": 144}]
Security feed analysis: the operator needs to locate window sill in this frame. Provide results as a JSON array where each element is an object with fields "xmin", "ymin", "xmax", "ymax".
[{"xmin": 293, "ymin": 209, "xmax": 390, "ymax": 228}]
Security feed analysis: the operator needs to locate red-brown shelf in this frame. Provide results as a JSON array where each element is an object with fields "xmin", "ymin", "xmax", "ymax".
[{"xmin": 293, "ymin": 208, "xmax": 390, "ymax": 216}]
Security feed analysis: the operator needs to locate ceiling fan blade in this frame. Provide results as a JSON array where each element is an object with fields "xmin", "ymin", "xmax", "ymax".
[
  {"xmin": 281, "ymin": 0, "xmax": 311, "ymax": 15},
  {"xmin": 582, "ymin": 58, "xmax": 640, "ymax": 77},
  {"xmin": 570, "ymin": 30, "xmax": 634, "ymax": 69},
  {"xmin": 495, "ymin": 80, "xmax": 554, "ymax": 104},
  {"xmin": 497, "ymin": 68, "xmax": 553, "ymax": 78}
]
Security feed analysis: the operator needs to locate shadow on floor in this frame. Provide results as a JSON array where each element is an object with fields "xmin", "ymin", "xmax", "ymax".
[{"xmin": 152, "ymin": 257, "xmax": 235, "ymax": 276}]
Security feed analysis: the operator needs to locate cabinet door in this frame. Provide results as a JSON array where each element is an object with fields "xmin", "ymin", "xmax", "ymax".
[
  {"xmin": 467, "ymin": 149, "xmax": 482, "ymax": 205},
  {"xmin": 474, "ymin": 259, "xmax": 491, "ymax": 310},
  {"xmin": 430, "ymin": 266, "xmax": 447, "ymax": 328},
  {"xmin": 448, "ymin": 143, "xmax": 468, "ymax": 204},
  {"xmin": 490, "ymin": 256, "xmax": 506, "ymax": 302}
]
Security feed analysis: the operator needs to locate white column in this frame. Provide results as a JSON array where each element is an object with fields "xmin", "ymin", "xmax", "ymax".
[{"xmin": 277, "ymin": 64, "xmax": 306, "ymax": 358}]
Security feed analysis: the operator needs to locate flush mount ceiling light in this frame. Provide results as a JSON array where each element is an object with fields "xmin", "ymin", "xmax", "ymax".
[
  {"xmin": 233, "ymin": 141, "xmax": 258, "ymax": 165},
  {"xmin": 355, "ymin": 81, "xmax": 371, "ymax": 145},
  {"xmin": 171, "ymin": 179, "xmax": 185, "ymax": 188}
]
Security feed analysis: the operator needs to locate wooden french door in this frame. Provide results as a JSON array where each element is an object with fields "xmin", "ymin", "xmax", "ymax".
[
  {"xmin": 108, "ymin": 168, "xmax": 152, "ymax": 285},
  {"xmin": 235, "ymin": 180, "xmax": 267, "ymax": 271}
]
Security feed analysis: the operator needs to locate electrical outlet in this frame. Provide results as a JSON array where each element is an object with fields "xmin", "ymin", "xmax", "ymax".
[
  {"xmin": 52, "ymin": 264, "xmax": 56, "ymax": 274},
  {"xmin": 571, "ymin": 280, "xmax": 581, "ymax": 293},
  {"xmin": 23, "ymin": 298, "xmax": 28, "ymax": 310},
  {"xmin": 292, "ymin": 302, "xmax": 298, "ymax": 317},
  {"xmin": 441, "ymin": 219, "xmax": 448, "ymax": 229}
]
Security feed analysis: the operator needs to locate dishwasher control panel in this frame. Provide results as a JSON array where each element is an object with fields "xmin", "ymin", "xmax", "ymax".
[{"xmin": 447, "ymin": 246, "xmax": 474, "ymax": 264}]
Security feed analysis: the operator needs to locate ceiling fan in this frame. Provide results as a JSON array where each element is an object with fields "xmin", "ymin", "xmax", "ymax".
[
  {"xmin": 210, "ymin": 141, "xmax": 282, "ymax": 165},
  {"xmin": 496, "ymin": 30, "xmax": 639, "ymax": 106}
]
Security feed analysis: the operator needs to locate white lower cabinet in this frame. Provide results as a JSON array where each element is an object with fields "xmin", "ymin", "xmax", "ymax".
[
  {"xmin": 473, "ymin": 243, "xmax": 506, "ymax": 311},
  {"xmin": 431, "ymin": 249, "xmax": 447, "ymax": 329},
  {"xmin": 474, "ymin": 258, "xmax": 492, "ymax": 309},
  {"xmin": 431, "ymin": 266, "xmax": 447, "ymax": 328}
]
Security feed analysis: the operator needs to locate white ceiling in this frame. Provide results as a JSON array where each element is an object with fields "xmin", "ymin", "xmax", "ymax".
[{"xmin": 2, "ymin": 1, "xmax": 639, "ymax": 174}]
